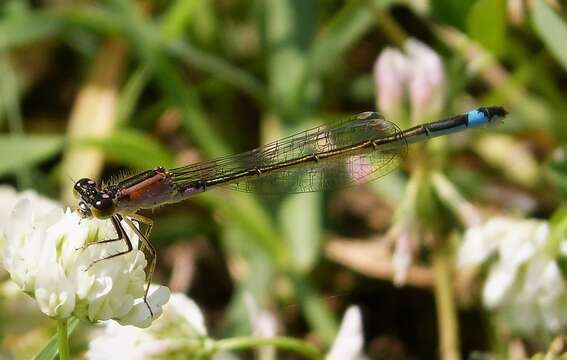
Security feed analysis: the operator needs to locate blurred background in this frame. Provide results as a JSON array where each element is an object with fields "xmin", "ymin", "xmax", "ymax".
[{"xmin": 1, "ymin": 0, "xmax": 567, "ymax": 358}]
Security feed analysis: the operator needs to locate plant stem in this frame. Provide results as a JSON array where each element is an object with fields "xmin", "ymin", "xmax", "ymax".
[
  {"xmin": 57, "ymin": 319, "xmax": 70, "ymax": 360},
  {"xmin": 202, "ymin": 336, "xmax": 323, "ymax": 360},
  {"xmin": 432, "ymin": 243, "xmax": 460, "ymax": 360}
]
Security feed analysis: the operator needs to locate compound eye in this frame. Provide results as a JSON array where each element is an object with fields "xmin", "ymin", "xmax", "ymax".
[
  {"xmin": 91, "ymin": 195, "xmax": 116, "ymax": 219},
  {"xmin": 73, "ymin": 178, "xmax": 97, "ymax": 198}
]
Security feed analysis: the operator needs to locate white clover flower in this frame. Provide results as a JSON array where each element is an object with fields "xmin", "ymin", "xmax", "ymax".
[
  {"xmin": 459, "ymin": 216, "xmax": 567, "ymax": 334},
  {"xmin": 326, "ymin": 306, "xmax": 364, "ymax": 360},
  {"xmin": 87, "ymin": 292, "xmax": 207, "ymax": 359},
  {"xmin": 0, "ymin": 186, "xmax": 61, "ymax": 261},
  {"xmin": 1, "ymin": 189, "xmax": 169, "ymax": 326}
]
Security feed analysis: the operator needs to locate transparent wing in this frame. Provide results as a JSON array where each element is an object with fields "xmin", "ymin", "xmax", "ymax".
[{"xmin": 170, "ymin": 112, "xmax": 407, "ymax": 194}]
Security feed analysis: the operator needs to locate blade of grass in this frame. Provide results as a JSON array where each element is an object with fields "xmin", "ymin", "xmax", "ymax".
[
  {"xmin": 288, "ymin": 272, "xmax": 338, "ymax": 345},
  {"xmin": 279, "ymin": 193, "xmax": 322, "ymax": 273},
  {"xmin": 161, "ymin": 0, "xmax": 267, "ymax": 105},
  {"xmin": 293, "ymin": 0, "xmax": 379, "ymax": 109},
  {"xmin": 106, "ymin": 0, "xmax": 286, "ymax": 262},
  {"xmin": 166, "ymin": 41, "xmax": 268, "ymax": 107},
  {"xmin": 264, "ymin": 0, "xmax": 315, "ymax": 118},
  {"xmin": 35, "ymin": 317, "xmax": 79, "ymax": 360},
  {"xmin": 161, "ymin": 0, "xmax": 201, "ymax": 37},
  {"xmin": 532, "ymin": 0, "xmax": 567, "ymax": 73},
  {"xmin": 220, "ymin": 223, "xmax": 277, "ymax": 336},
  {"xmin": 0, "ymin": 135, "xmax": 64, "ymax": 177},
  {"xmin": 308, "ymin": 0, "xmax": 375, "ymax": 76},
  {"xmin": 60, "ymin": 39, "xmax": 128, "ymax": 206},
  {"xmin": 0, "ymin": 52, "xmax": 31, "ymax": 187},
  {"xmin": 72, "ymin": 129, "xmax": 174, "ymax": 170},
  {"xmin": 0, "ymin": 11, "xmax": 63, "ymax": 50},
  {"xmin": 466, "ymin": 0, "xmax": 506, "ymax": 56},
  {"xmin": 106, "ymin": 0, "xmax": 228, "ymax": 157},
  {"xmin": 263, "ymin": 2, "xmax": 335, "ymax": 340},
  {"xmin": 115, "ymin": 66, "xmax": 150, "ymax": 126},
  {"xmin": 0, "ymin": 6, "xmax": 267, "ymax": 109}
]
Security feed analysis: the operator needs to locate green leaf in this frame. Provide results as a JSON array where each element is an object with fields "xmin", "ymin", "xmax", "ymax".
[
  {"xmin": 105, "ymin": 0, "xmax": 230, "ymax": 157},
  {"xmin": 545, "ymin": 205, "xmax": 567, "ymax": 257},
  {"xmin": 116, "ymin": 66, "xmax": 150, "ymax": 126},
  {"xmin": 0, "ymin": 135, "xmax": 64, "ymax": 176},
  {"xmin": 309, "ymin": 0, "xmax": 374, "ymax": 75},
  {"xmin": 220, "ymin": 223, "xmax": 276, "ymax": 336},
  {"xmin": 466, "ymin": 0, "xmax": 506, "ymax": 56},
  {"xmin": 73, "ymin": 130, "xmax": 174, "ymax": 169},
  {"xmin": 289, "ymin": 273, "xmax": 338, "ymax": 345},
  {"xmin": 532, "ymin": 0, "xmax": 567, "ymax": 72},
  {"xmin": 265, "ymin": 0, "xmax": 316, "ymax": 117},
  {"xmin": 279, "ymin": 193, "xmax": 322, "ymax": 272},
  {"xmin": 161, "ymin": 0, "xmax": 201, "ymax": 38},
  {"xmin": 35, "ymin": 318, "xmax": 79, "ymax": 360},
  {"xmin": 295, "ymin": 0, "xmax": 378, "ymax": 111},
  {"xmin": 0, "ymin": 12, "xmax": 62, "ymax": 51},
  {"xmin": 430, "ymin": 0, "xmax": 476, "ymax": 29}
]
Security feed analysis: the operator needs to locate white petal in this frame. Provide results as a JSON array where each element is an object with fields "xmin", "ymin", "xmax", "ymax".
[
  {"xmin": 326, "ymin": 306, "xmax": 364, "ymax": 360},
  {"xmin": 117, "ymin": 285, "xmax": 171, "ymax": 328},
  {"xmin": 393, "ymin": 232, "xmax": 412, "ymax": 285},
  {"xmin": 167, "ymin": 293, "xmax": 208, "ymax": 337},
  {"xmin": 482, "ymin": 262, "xmax": 517, "ymax": 308},
  {"xmin": 1, "ymin": 189, "xmax": 169, "ymax": 326},
  {"xmin": 35, "ymin": 264, "xmax": 75, "ymax": 318},
  {"xmin": 520, "ymin": 258, "xmax": 565, "ymax": 305}
]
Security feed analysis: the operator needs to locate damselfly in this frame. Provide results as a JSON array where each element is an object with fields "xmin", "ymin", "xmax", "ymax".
[{"xmin": 73, "ymin": 106, "xmax": 507, "ymax": 314}]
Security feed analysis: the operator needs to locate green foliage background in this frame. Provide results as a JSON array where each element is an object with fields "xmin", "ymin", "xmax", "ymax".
[{"xmin": 2, "ymin": 0, "xmax": 567, "ymax": 358}]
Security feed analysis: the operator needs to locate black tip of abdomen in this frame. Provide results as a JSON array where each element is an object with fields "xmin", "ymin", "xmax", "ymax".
[{"xmin": 479, "ymin": 106, "xmax": 508, "ymax": 119}]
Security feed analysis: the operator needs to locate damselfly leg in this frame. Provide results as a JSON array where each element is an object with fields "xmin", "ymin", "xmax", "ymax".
[
  {"xmin": 123, "ymin": 214, "xmax": 156, "ymax": 317},
  {"xmin": 85, "ymin": 213, "xmax": 156, "ymax": 317},
  {"xmin": 86, "ymin": 214, "xmax": 133, "ymax": 267}
]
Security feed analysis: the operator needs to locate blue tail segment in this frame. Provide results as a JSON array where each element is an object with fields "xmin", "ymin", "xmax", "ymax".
[
  {"xmin": 467, "ymin": 110, "xmax": 489, "ymax": 127},
  {"xmin": 467, "ymin": 106, "xmax": 508, "ymax": 128}
]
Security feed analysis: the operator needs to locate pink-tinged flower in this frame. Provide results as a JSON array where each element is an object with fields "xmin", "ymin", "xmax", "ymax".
[
  {"xmin": 373, "ymin": 47, "xmax": 408, "ymax": 120},
  {"xmin": 405, "ymin": 39, "xmax": 446, "ymax": 122},
  {"xmin": 245, "ymin": 293, "xmax": 279, "ymax": 358},
  {"xmin": 245, "ymin": 293, "xmax": 278, "ymax": 338},
  {"xmin": 373, "ymin": 39, "xmax": 446, "ymax": 123}
]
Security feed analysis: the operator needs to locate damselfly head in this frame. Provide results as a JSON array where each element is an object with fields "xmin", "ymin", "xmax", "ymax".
[{"xmin": 73, "ymin": 178, "xmax": 117, "ymax": 219}]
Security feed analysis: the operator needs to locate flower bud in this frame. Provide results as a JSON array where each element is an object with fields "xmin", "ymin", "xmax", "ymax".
[
  {"xmin": 373, "ymin": 47, "xmax": 408, "ymax": 120},
  {"xmin": 405, "ymin": 39, "xmax": 446, "ymax": 122}
]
